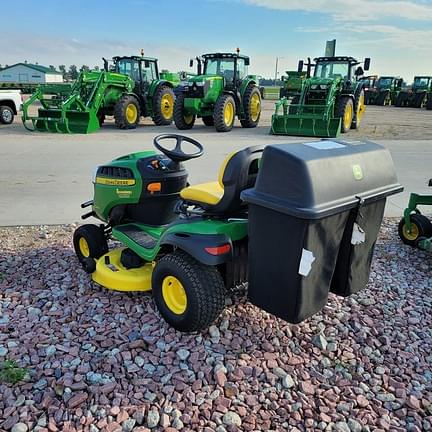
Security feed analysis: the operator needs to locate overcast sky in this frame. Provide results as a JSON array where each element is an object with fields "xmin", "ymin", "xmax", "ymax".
[{"xmin": 2, "ymin": 0, "xmax": 432, "ymax": 82}]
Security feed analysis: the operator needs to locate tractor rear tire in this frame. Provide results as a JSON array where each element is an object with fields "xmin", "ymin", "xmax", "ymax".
[
  {"xmin": 0, "ymin": 106, "xmax": 14, "ymax": 124},
  {"xmin": 114, "ymin": 95, "xmax": 140, "ymax": 129},
  {"xmin": 152, "ymin": 250, "xmax": 225, "ymax": 332},
  {"xmin": 214, "ymin": 94, "xmax": 236, "ymax": 132},
  {"xmin": 337, "ymin": 96, "xmax": 354, "ymax": 133},
  {"xmin": 398, "ymin": 214, "xmax": 432, "ymax": 247},
  {"xmin": 413, "ymin": 92, "xmax": 426, "ymax": 108},
  {"xmin": 351, "ymin": 90, "xmax": 365, "ymax": 130},
  {"xmin": 174, "ymin": 93, "xmax": 195, "ymax": 130},
  {"xmin": 73, "ymin": 224, "xmax": 108, "ymax": 265},
  {"xmin": 427, "ymin": 96, "xmax": 432, "ymax": 110},
  {"xmin": 240, "ymin": 85, "xmax": 261, "ymax": 128},
  {"xmin": 376, "ymin": 91, "xmax": 388, "ymax": 106},
  {"xmin": 202, "ymin": 116, "xmax": 214, "ymax": 126},
  {"xmin": 395, "ymin": 93, "xmax": 405, "ymax": 107},
  {"xmin": 152, "ymin": 85, "xmax": 175, "ymax": 126}
]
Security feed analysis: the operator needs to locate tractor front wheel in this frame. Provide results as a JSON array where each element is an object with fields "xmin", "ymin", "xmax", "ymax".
[
  {"xmin": 174, "ymin": 93, "xmax": 195, "ymax": 130},
  {"xmin": 240, "ymin": 85, "xmax": 261, "ymax": 128},
  {"xmin": 337, "ymin": 97, "xmax": 354, "ymax": 133},
  {"xmin": 114, "ymin": 95, "xmax": 140, "ymax": 129},
  {"xmin": 214, "ymin": 94, "xmax": 236, "ymax": 132},
  {"xmin": 152, "ymin": 250, "xmax": 225, "ymax": 332},
  {"xmin": 153, "ymin": 85, "xmax": 175, "ymax": 125},
  {"xmin": 73, "ymin": 224, "xmax": 108, "ymax": 266},
  {"xmin": 398, "ymin": 214, "xmax": 432, "ymax": 246},
  {"xmin": 395, "ymin": 93, "xmax": 405, "ymax": 107}
]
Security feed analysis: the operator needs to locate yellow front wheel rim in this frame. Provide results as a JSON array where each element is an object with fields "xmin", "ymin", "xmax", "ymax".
[
  {"xmin": 126, "ymin": 103, "xmax": 138, "ymax": 123},
  {"xmin": 344, "ymin": 103, "xmax": 353, "ymax": 130},
  {"xmin": 402, "ymin": 223, "xmax": 419, "ymax": 241},
  {"xmin": 224, "ymin": 101, "xmax": 235, "ymax": 126},
  {"xmin": 161, "ymin": 93, "xmax": 174, "ymax": 119},
  {"xmin": 79, "ymin": 237, "xmax": 90, "ymax": 258},
  {"xmin": 250, "ymin": 93, "xmax": 261, "ymax": 122},
  {"xmin": 162, "ymin": 275, "xmax": 187, "ymax": 315},
  {"xmin": 356, "ymin": 94, "xmax": 366, "ymax": 126}
]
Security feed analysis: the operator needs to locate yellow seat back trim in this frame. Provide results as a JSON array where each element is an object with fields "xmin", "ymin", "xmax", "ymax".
[{"xmin": 218, "ymin": 151, "xmax": 236, "ymax": 187}]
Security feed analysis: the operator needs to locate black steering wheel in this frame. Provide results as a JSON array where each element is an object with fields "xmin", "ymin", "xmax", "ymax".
[{"xmin": 153, "ymin": 134, "xmax": 204, "ymax": 162}]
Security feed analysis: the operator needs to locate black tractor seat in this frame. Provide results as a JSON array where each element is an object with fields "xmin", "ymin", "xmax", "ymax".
[{"xmin": 180, "ymin": 145, "xmax": 263, "ymax": 214}]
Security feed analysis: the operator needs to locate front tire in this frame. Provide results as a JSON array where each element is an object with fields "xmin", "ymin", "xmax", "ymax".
[
  {"xmin": 351, "ymin": 90, "xmax": 365, "ymax": 130},
  {"xmin": 0, "ymin": 106, "xmax": 14, "ymax": 124},
  {"xmin": 152, "ymin": 85, "xmax": 175, "ymax": 125},
  {"xmin": 174, "ymin": 93, "xmax": 195, "ymax": 130},
  {"xmin": 337, "ymin": 96, "xmax": 354, "ymax": 133},
  {"xmin": 398, "ymin": 214, "xmax": 432, "ymax": 246},
  {"xmin": 214, "ymin": 94, "xmax": 236, "ymax": 132},
  {"xmin": 114, "ymin": 95, "xmax": 140, "ymax": 129},
  {"xmin": 73, "ymin": 224, "xmax": 108, "ymax": 265},
  {"xmin": 152, "ymin": 251, "xmax": 225, "ymax": 332},
  {"xmin": 240, "ymin": 85, "xmax": 261, "ymax": 128}
]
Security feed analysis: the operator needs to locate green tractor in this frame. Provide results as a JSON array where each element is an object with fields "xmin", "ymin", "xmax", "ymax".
[
  {"xmin": 398, "ymin": 180, "xmax": 432, "ymax": 252},
  {"xmin": 279, "ymin": 70, "xmax": 307, "ymax": 99},
  {"xmin": 365, "ymin": 76, "xmax": 403, "ymax": 106},
  {"xmin": 173, "ymin": 51, "xmax": 262, "ymax": 132},
  {"xmin": 22, "ymin": 55, "xmax": 179, "ymax": 133},
  {"xmin": 395, "ymin": 76, "xmax": 432, "ymax": 108},
  {"xmin": 271, "ymin": 55, "xmax": 371, "ymax": 137}
]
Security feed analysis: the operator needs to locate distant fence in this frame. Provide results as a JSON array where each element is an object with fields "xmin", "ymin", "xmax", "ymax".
[{"xmin": 261, "ymin": 86, "xmax": 281, "ymax": 100}]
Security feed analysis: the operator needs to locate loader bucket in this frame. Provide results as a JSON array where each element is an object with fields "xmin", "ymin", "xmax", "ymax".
[
  {"xmin": 271, "ymin": 114, "xmax": 341, "ymax": 138},
  {"xmin": 34, "ymin": 108, "xmax": 100, "ymax": 134}
]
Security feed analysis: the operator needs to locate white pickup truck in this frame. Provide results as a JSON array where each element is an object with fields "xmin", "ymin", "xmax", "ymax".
[{"xmin": 0, "ymin": 90, "xmax": 22, "ymax": 124}]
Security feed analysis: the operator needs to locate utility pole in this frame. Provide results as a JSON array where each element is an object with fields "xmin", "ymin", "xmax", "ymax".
[{"xmin": 274, "ymin": 56, "xmax": 284, "ymax": 86}]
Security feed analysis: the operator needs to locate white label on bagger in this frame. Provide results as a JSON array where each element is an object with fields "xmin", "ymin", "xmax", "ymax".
[
  {"xmin": 304, "ymin": 141, "xmax": 346, "ymax": 150},
  {"xmin": 298, "ymin": 249, "xmax": 316, "ymax": 277},
  {"xmin": 351, "ymin": 223, "xmax": 366, "ymax": 245}
]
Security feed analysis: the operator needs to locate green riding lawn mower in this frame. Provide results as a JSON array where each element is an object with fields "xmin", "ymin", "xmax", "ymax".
[
  {"xmin": 398, "ymin": 180, "xmax": 432, "ymax": 253},
  {"xmin": 271, "ymin": 55, "xmax": 371, "ymax": 138},
  {"xmin": 22, "ymin": 55, "xmax": 179, "ymax": 133},
  {"xmin": 73, "ymin": 134, "xmax": 401, "ymax": 332},
  {"xmin": 364, "ymin": 76, "xmax": 403, "ymax": 106},
  {"xmin": 395, "ymin": 76, "xmax": 432, "ymax": 109},
  {"xmin": 173, "ymin": 51, "xmax": 262, "ymax": 132}
]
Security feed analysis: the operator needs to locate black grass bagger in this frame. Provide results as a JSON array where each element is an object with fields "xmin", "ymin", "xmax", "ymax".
[{"xmin": 242, "ymin": 139, "xmax": 402, "ymax": 323}]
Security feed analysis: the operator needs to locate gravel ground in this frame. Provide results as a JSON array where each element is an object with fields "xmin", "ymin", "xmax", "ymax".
[{"xmin": 0, "ymin": 220, "xmax": 431, "ymax": 432}]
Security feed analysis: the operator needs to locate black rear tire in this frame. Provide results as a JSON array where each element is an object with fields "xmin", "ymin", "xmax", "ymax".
[
  {"xmin": 398, "ymin": 214, "xmax": 432, "ymax": 247},
  {"xmin": 413, "ymin": 92, "xmax": 426, "ymax": 108},
  {"xmin": 152, "ymin": 85, "xmax": 175, "ymax": 125},
  {"xmin": 214, "ymin": 94, "xmax": 236, "ymax": 132},
  {"xmin": 395, "ymin": 92, "xmax": 405, "ymax": 107},
  {"xmin": 173, "ymin": 93, "xmax": 195, "ymax": 130},
  {"xmin": 0, "ymin": 106, "xmax": 14, "ymax": 124},
  {"xmin": 240, "ymin": 85, "xmax": 261, "ymax": 128},
  {"xmin": 114, "ymin": 94, "xmax": 140, "ymax": 129},
  {"xmin": 152, "ymin": 250, "xmax": 225, "ymax": 332},
  {"xmin": 73, "ymin": 224, "xmax": 108, "ymax": 265},
  {"xmin": 336, "ymin": 96, "xmax": 354, "ymax": 133},
  {"xmin": 202, "ymin": 116, "xmax": 214, "ymax": 126},
  {"xmin": 377, "ymin": 91, "xmax": 388, "ymax": 106},
  {"xmin": 427, "ymin": 95, "xmax": 432, "ymax": 110}
]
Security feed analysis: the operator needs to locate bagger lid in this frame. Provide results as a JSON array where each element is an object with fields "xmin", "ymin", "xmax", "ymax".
[{"xmin": 241, "ymin": 139, "xmax": 403, "ymax": 219}]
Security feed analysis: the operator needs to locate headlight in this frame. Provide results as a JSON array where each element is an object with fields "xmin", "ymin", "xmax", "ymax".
[
  {"xmin": 320, "ymin": 84, "xmax": 327, "ymax": 90},
  {"xmin": 311, "ymin": 85, "xmax": 318, "ymax": 89}
]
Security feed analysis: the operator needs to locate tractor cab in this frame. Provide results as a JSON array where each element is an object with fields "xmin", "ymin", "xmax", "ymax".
[
  {"xmin": 413, "ymin": 76, "xmax": 432, "ymax": 92},
  {"xmin": 112, "ymin": 56, "xmax": 160, "ymax": 94},
  {"xmin": 312, "ymin": 56, "xmax": 370, "ymax": 83}
]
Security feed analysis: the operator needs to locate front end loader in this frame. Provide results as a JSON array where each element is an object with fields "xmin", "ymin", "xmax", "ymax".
[
  {"xmin": 271, "ymin": 55, "xmax": 370, "ymax": 137},
  {"xmin": 395, "ymin": 76, "xmax": 432, "ymax": 108},
  {"xmin": 173, "ymin": 51, "xmax": 261, "ymax": 132},
  {"xmin": 22, "ymin": 54, "xmax": 180, "ymax": 133}
]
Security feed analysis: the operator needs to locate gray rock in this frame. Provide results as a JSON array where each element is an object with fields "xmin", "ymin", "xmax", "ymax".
[
  {"xmin": 121, "ymin": 418, "xmax": 136, "ymax": 432},
  {"xmin": 0, "ymin": 346, "xmax": 8, "ymax": 356},
  {"xmin": 334, "ymin": 422, "xmax": 350, "ymax": 432},
  {"xmin": 171, "ymin": 418, "xmax": 184, "ymax": 429},
  {"xmin": 312, "ymin": 333, "xmax": 328, "ymax": 351},
  {"xmin": 222, "ymin": 411, "xmax": 242, "ymax": 427},
  {"xmin": 282, "ymin": 374, "xmax": 295, "ymax": 389},
  {"xmin": 89, "ymin": 425, "xmax": 99, "ymax": 432},
  {"xmin": 376, "ymin": 392, "xmax": 395, "ymax": 402},
  {"xmin": 147, "ymin": 410, "xmax": 160, "ymax": 428},
  {"xmin": 347, "ymin": 418, "xmax": 362, "ymax": 432},
  {"xmin": 34, "ymin": 378, "xmax": 48, "ymax": 390},
  {"xmin": 11, "ymin": 423, "xmax": 28, "ymax": 432},
  {"xmin": 45, "ymin": 345, "xmax": 56, "ymax": 356},
  {"xmin": 135, "ymin": 356, "xmax": 145, "ymax": 367},
  {"xmin": 209, "ymin": 325, "xmax": 221, "ymax": 343},
  {"xmin": 176, "ymin": 348, "xmax": 190, "ymax": 361},
  {"xmin": 375, "ymin": 366, "xmax": 386, "ymax": 375},
  {"xmin": 273, "ymin": 367, "xmax": 287, "ymax": 379}
]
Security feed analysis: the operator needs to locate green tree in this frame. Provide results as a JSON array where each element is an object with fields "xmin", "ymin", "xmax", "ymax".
[
  {"xmin": 49, "ymin": 65, "xmax": 55, "ymax": 71},
  {"xmin": 68, "ymin": 65, "xmax": 78, "ymax": 80},
  {"xmin": 80, "ymin": 65, "xmax": 90, "ymax": 73},
  {"xmin": 58, "ymin": 65, "xmax": 67, "ymax": 80},
  {"xmin": 93, "ymin": 65, "xmax": 100, "ymax": 71}
]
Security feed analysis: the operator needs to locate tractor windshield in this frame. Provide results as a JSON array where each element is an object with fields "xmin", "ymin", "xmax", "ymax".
[
  {"xmin": 413, "ymin": 77, "xmax": 430, "ymax": 88},
  {"xmin": 378, "ymin": 77, "xmax": 393, "ymax": 88},
  {"xmin": 314, "ymin": 61, "xmax": 350, "ymax": 80},
  {"xmin": 204, "ymin": 58, "xmax": 247, "ymax": 83},
  {"xmin": 116, "ymin": 59, "xmax": 141, "ymax": 82}
]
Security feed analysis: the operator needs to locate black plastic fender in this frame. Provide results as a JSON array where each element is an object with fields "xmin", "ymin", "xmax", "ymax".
[{"xmin": 161, "ymin": 232, "xmax": 233, "ymax": 265}]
